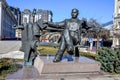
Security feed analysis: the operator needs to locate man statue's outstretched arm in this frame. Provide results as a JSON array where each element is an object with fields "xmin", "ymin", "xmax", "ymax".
[
  {"xmin": 44, "ymin": 21, "xmax": 65, "ymax": 29},
  {"xmin": 12, "ymin": 24, "xmax": 24, "ymax": 30}
]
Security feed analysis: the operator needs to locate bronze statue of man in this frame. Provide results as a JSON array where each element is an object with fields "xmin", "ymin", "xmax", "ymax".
[
  {"xmin": 13, "ymin": 20, "xmax": 45, "ymax": 66},
  {"xmin": 44, "ymin": 8, "xmax": 88, "ymax": 62}
]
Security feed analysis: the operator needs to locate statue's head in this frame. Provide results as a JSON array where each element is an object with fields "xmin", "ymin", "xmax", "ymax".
[{"xmin": 71, "ymin": 8, "xmax": 79, "ymax": 19}]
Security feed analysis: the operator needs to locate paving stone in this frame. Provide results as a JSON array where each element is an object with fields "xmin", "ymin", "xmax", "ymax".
[
  {"xmin": 113, "ymin": 77, "xmax": 120, "ymax": 80},
  {"xmin": 91, "ymin": 77, "xmax": 114, "ymax": 80},
  {"xmin": 65, "ymin": 78, "xmax": 90, "ymax": 80}
]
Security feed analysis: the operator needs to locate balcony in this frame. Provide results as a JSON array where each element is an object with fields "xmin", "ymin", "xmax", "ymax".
[
  {"xmin": 112, "ymin": 29, "xmax": 120, "ymax": 37},
  {"xmin": 114, "ymin": 14, "xmax": 120, "ymax": 19}
]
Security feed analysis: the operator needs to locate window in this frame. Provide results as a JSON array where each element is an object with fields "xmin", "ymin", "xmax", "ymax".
[
  {"xmin": 39, "ymin": 15, "xmax": 42, "ymax": 19},
  {"xmin": 24, "ymin": 17, "xmax": 27, "ymax": 23},
  {"xmin": 118, "ymin": 22, "xmax": 120, "ymax": 28},
  {"xmin": 118, "ymin": 6, "xmax": 120, "ymax": 14}
]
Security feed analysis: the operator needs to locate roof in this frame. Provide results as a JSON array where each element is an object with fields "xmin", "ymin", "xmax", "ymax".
[{"xmin": 102, "ymin": 21, "xmax": 113, "ymax": 30}]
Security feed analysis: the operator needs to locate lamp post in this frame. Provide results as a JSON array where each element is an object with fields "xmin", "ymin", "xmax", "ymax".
[
  {"xmin": 32, "ymin": 8, "xmax": 36, "ymax": 23},
  {"xmin": 17, "ymin": 11, "xmax": 20, "ymax": 40}
]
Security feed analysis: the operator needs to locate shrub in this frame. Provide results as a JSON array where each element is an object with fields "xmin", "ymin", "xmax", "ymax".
[
  {"xmin": 0, "ymin": 58, "xmax": 23, "ymax": 79},
  {"xmin": 114, "ymin": 50, "xmax": 120, "ymax": 73},
  {"xmin": 96, "ymin": 47, "xmax": 120, "ymax": 73}
]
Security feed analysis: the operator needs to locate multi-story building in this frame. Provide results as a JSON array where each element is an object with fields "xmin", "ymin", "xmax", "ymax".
[
  {"xmin": 113, "ymin": 0, "xmax": 120, "ymax": 47},
  {"xmin": 10, "ymin": 6, "xmax": 21, "ymax": 25},
  {"xmin": 18, "ymin": 9, "xmax": 53, "ymax": 38},
  {"xmin": 21, "ymin": 9, "xmax": 53, "ymax": 24},
  {"xmin": 0, "ymin": 0, "xmax": 17, "ymax": 40},
  {"xmin": 21, "ymin": 9, "xmax": 31, "ymax": 24},
  {"xmin": 10, "ymin": 6, "xmax": 21, "ymax": 38}
]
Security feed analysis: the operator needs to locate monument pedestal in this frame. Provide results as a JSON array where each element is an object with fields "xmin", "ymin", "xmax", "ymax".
[
  {"xmin": 7, "ymin": 55, "xmax": 102, "ymax": 80},
  {"xmin": 34, "ymin": 56, "xmax": 101, "ymax": 78}
]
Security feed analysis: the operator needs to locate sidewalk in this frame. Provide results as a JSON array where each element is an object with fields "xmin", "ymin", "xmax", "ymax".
[
  {"xmin": 0, "ymin": 41, "xmax": 21, "ymax": 54},
  {"xmin": 0, "ymin": 51, "xmax": 24, "ymax": 59}
]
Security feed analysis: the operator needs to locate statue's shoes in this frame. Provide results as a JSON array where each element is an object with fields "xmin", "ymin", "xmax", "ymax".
[{"xmin": 53, "ymin": 58, "xmax": 61, "ymax": 63}]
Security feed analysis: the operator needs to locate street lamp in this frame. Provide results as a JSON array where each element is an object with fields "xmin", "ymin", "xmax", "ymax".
[
  {"xmin": 32, "ymin": 8, "xmax": 36, "ymax": 23},
  {"xmin": 17, "ymin": 10, "xmax": 21, "ymax": 40}
]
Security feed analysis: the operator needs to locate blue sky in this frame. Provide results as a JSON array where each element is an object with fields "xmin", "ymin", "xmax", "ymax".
[{"xmin": 6, "ymin": 0, "xmax": 114, "ymax": 23}]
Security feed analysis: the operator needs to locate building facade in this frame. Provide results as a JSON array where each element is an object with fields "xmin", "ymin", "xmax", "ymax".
[
  {"xmin": 15, "ymin": 9, "xmax": 53, "ymax": 38},
  {"xmin": 21, "ymin": 9, "xmax": 53, "ymax": 24},
  {"xmin": 0, "ymin": 0, "xmax": 17, "ymax": 40},
  {"xmin": 10, "ymin": 6, "xmax": 21, "ymax": 38},
  {"xmin": 113, "ymin": 0, "xmax": 120, "ymax": 47}
]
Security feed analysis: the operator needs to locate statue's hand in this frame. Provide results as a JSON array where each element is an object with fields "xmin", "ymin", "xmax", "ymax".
[
  {"xmin": 31, "ymin": 40, "xmax": 38, "ymax": 50},
  {"xmin": 12, "ymin": 24, "xmax": 17, "ymax": 29},
  {"xmin": 43, "ymin": 24, "xmax": 48, "ymax": 29}
]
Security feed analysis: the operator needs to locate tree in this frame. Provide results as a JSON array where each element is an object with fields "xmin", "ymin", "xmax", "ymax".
[{"xmin": 84, "ymin": 18, "xmax": 110, "ymax": 53}]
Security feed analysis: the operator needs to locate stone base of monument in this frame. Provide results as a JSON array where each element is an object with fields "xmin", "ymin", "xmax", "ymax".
[
  {"xmin": 7, "ymin": 55, "xmax": 102, "ymax": 80},
  {"xmin": 33, "ymin": 55, "xmax": 101, "ymax": 79}
]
